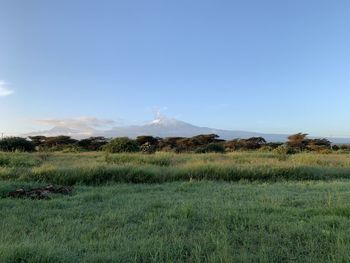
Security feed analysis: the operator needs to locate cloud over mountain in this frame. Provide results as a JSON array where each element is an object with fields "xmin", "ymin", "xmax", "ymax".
[
  {"xmin": 24, "ymin": 114, "xmax": 350, "ymax": 143},
  {"xmin": 28, "ymin": 117, "xmax": 118, "ymax": 138}
]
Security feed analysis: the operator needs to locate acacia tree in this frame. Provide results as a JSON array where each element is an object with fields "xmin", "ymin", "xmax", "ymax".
[
  {"xmin": 244, "ymin": 137, "xmax": 267, "ymax": 149},
  {"xmin": 286, "ymin": 133, "xmax": 309, "ymax": 151},
  {"xmin": 136, "ymin": 136, "xmax": 159, "ymax": 146},
  {"xmin": 306, "ymin": 138, "xmax": 331, "ymax": 152},
  {"xmin": 104, "ymin": 137, "xmax": 139, "ymax": 153},
  {"xmin": 0, "ymin": 137, "xmax": 35, "ymax": 152},
  {"xmin": 77, "ymin": 137, "xmax": 108, "ymax": 151},
  {"xmin": 29, "ymin": 136, "xmax": 47, "ymax": 147},
  {"xmin": 225, "ymin": 137, "xmax": 267, "ymax": 151}
]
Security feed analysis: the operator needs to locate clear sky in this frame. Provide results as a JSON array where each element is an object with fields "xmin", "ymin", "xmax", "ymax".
[{"xmin": 1, "ymin": 0, "xmax": 350, "ymax": 136}]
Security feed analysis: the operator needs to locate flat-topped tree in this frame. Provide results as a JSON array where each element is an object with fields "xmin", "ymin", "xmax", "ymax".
[
  {"xmin": 78, "ymin": 137, "xmax": 107, "ymax": 151},
  {"xmin": 286, "ymin": 133, "xmax": 309, "ymax": 151}
]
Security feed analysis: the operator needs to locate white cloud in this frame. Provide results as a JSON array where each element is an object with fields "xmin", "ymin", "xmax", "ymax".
[
  {"xmin": 0, "ymin": 80, "xmax": 14, "ymax": 97},
  {"xmin": 36, "ymin": 116, "xmax": 117, "ymax": 132}
]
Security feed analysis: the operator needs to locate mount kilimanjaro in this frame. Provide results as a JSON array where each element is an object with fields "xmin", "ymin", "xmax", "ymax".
[{"xmin": 26, "ymin": 116, "xmax": 350, "ymax": 143}]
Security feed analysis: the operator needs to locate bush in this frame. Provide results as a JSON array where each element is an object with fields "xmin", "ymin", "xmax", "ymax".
[
  {"xmin": 195, "ymin": 143, "xmax": 225, "ymax": 153},
  {"xmin": 136, "ymin": 136, "xmax": 159, "ymax": 146},
  {"xmin": 0, "ymin": 137, "xmax": 35, "ymax": 152},
  {"xmin": 77, "ymin": 137, "xmax": 107, "ymax": 151},
  {"xmin": 104, "ymin": 137, "xmax": 139, "ymax": 153},
  {"xmin": 140, "ymin": 142, "xmax": 156, "ymax": 154},
  {"xmin": 62, "ymin": 145, "xmax": 83, "ymax": 153},
  {"xmin": 258, "ymin": 146, "xmax": 273, "ymax": 152},
  {"xmin": 273, "ymin": 144, "xmax": 295, "ymax": 155}
]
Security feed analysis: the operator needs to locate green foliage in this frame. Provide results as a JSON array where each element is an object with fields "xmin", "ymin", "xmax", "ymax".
[
  {"xmin": 103, "ymin": 137, "xmax": 139, "ymax": 153},
  {"xmin": 225, "ymin": 137, "xmax": 267, "ymax": 151},
  {"xmin": 42, "ymin": 136, "xmax": 78, "ymax": 148},
  {"xmin": 158, "ymin": 137, "xmax": 185, "ymax": 152},
  {"xmin": 332, "ymin": 145, "xmax": 340, "ymax": 151},
  {"xmin": 266, "ymin": 142, "xmax": 284, "ymax": 149},
  {"xmin": 77, "ymin": 137, "xmax": 107, "ymax": 151},
  {"xmin": 306, "ymin": 138, "xmax": 332, "ymax": 152},
  {"xmin": 157, "ymin": 134, "xmax": 223, "ymax": 153},
  {"xmin": 28, "ymin": 136, "xmax": 47, "ymax": 147},
  {"xmin": 61, "ymin": 145, "xmax": 83, "ymax": 153},
  {"xmin": 258, "ymin": 145, "xmax": 274, "ymax": 152},
  {"xmin": 29, "ymin": 136, "xmax": 78, "ymax": 151},
  {"xmin": 22, "ymin": 133, "xmax": 343, "ymax": 154},
  {"xmin": 136, "ymin": 136, "xmax": 159, "ymax": 146},
  {"xmin": 273, "ymin": 144, "xmax": 296, "ymax": 155},
  {"xmin": 195, "ymin": 143, "xmax": 225, "ymax": 153},
  {"xmin": 140, "ymin": 142, "xmax": 156, "ymax": 154},
  {"xmin": 0, "ymin": 137, "xmax": 35, "ymax": 152}
]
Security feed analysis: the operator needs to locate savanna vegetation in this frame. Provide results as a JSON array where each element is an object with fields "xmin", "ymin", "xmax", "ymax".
[
  {"xmin": 0, "ymin": 132, "xmax": 347, "ymax": 154},
  {"xmin": 1, "ymin": 133, "xmax": 350, "ymax": 262}
]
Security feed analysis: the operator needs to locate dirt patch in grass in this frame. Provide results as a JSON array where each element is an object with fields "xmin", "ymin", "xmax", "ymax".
[{"xmin": 7, "ymin": 185, "xmax": 73, "ymax": 199}]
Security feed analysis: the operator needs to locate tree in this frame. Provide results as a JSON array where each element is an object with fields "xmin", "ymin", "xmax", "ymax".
[
  {"xmin": 225, "ymin": 139, "xmax": 243, "ymax": 151},
  {"xmin": 136, "ymin": 136, "xmax": 159, "ymax": 146},
  {"xmin": 158, "ymin": 137, "xmax": 185, "ymax": 151},
  {"xmin": 225, "ymin": 137, "xmax": 267, "ymax": 151},
  {"xmin": 0, "ymin": 137, "xmax": 35, "ymax": 152},
  {"xmin": 77, "ymin": 137, "xmax": 108, "ymax": 151},
  {"xmin": 243, "ymin": 137, "xmax": 267, "ymax": 150},
  {"xmin": 140, "ymin": 142, "xmax": 156, "ymax": 154},
  {"xmin": 29, "ymin": 136, "xmax": 77, "ymax": 150},
  {"xmin": 306, "ymin": 138, "xmax": 331, "ymax": 152},
  {"xmin": 190, "ymin": 134, "xmax": 221, "ymax": 145},
  {"xmin": 104, "ymin": 137, "xmax": 139, "ymax": 153},
  {"xmin": 195, "ymin": 142, "xmax": 225, "ymax": 153},
  {"xmin": 29, "ymin": 136, "xmax": 47, "ymax": 147},
  {"xmin": 43, "ymin": 136, "xmax": 78, "ymax": 148},
  {"xmin": 286, "ymin": 133, "xmax": 309, "ymax": 151}
]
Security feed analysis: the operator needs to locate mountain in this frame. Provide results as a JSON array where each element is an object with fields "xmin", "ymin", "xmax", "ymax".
[
  {"xmin": 103, "ymin": 117, "xmax": 289, "ymax": 142},
  {"xmin": 25, "ymin": 116, "xmax": 350, "ymax": 143}
]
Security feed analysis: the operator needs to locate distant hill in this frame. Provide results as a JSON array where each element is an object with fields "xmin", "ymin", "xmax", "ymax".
[
  {"xmin": 25, "ymin": 116, "xmax": 350, "ymax": 143},
  {"xmin": 102, "ymin": 116, "xmax": 289, "ymax": 142}
]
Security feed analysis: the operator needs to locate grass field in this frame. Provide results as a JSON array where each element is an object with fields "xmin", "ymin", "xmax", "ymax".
[
  {"xmin": 1, "ymin": 152, "xmax": 350, "ymax": 262},
  {"xmin": 1, "ymin": 151, "xmax": 350, "ymax": 184}
]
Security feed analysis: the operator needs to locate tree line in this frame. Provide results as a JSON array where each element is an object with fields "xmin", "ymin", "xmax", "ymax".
[{"xmin": 0, "ymin": 133, "xmax": 348, "ymax": 154}]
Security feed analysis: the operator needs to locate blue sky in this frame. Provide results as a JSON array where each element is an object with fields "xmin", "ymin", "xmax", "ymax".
[{"xmin": 1, "ymin": 0, "xmax": 350, "ymax": 136}]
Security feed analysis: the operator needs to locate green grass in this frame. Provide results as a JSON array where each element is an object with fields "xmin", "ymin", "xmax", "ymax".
[
  {"xmin": 1, "ymin": 151, "xmax": 350, "ymax": 184},
  {"xmin": 2, "ymin": 151, "xmax": 350, "ymax": 262},
  {"xmin": 1, "ymin": 180, "xmax": 350, "ymax": 262}
]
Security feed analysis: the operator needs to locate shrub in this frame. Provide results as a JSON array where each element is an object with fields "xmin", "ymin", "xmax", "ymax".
[
  {"xmin": 0, "ymin": 137, "xmax": 35, "ymax": 152},
  {"xmin": 195, "ymin": 143, "xmax": 225, "ymax": 153},
  {"xmin": 258, "ymin": 146, "xmax": 273, "ymax": 152},
  {"xmin": 225, "ymin": 137, "xmax": 266, "ymax": 151},
  {"xmin": 273, "ymin": 144, "xmax": 295, "ymax": 155},
  {"xmin": 286, "ymin": 133, "xmax": 309, "ymax": 151},
  {"xmin": 77, "ymin": 137, "xmax": 107, "ymax": 151},
  {"xmin": 136, "ymin": 136, "xmax": 159, "ymax": 147},
  {"xmin": 140, "ymin": 142, "xmax": 156, "ymax": 154},
  {"xmin": 104, "ymin": 137, "xmax": 139, "ymax": 153},
  {"xmin": 332, "ymin": 145, "xmax": 340, "ymax": 151},
  {"xmin": 62, "ymin": 145, "xmax": 83, "ymax": 153},
  {"xmin": 306, "ymin": 138, "xmax": 331, "ymax": 152}
]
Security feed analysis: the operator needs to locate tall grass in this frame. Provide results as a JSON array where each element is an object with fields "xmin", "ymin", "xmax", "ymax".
[{"xmin": 1, "ymin": 151, "xmax": 350, "ymax": 185}]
